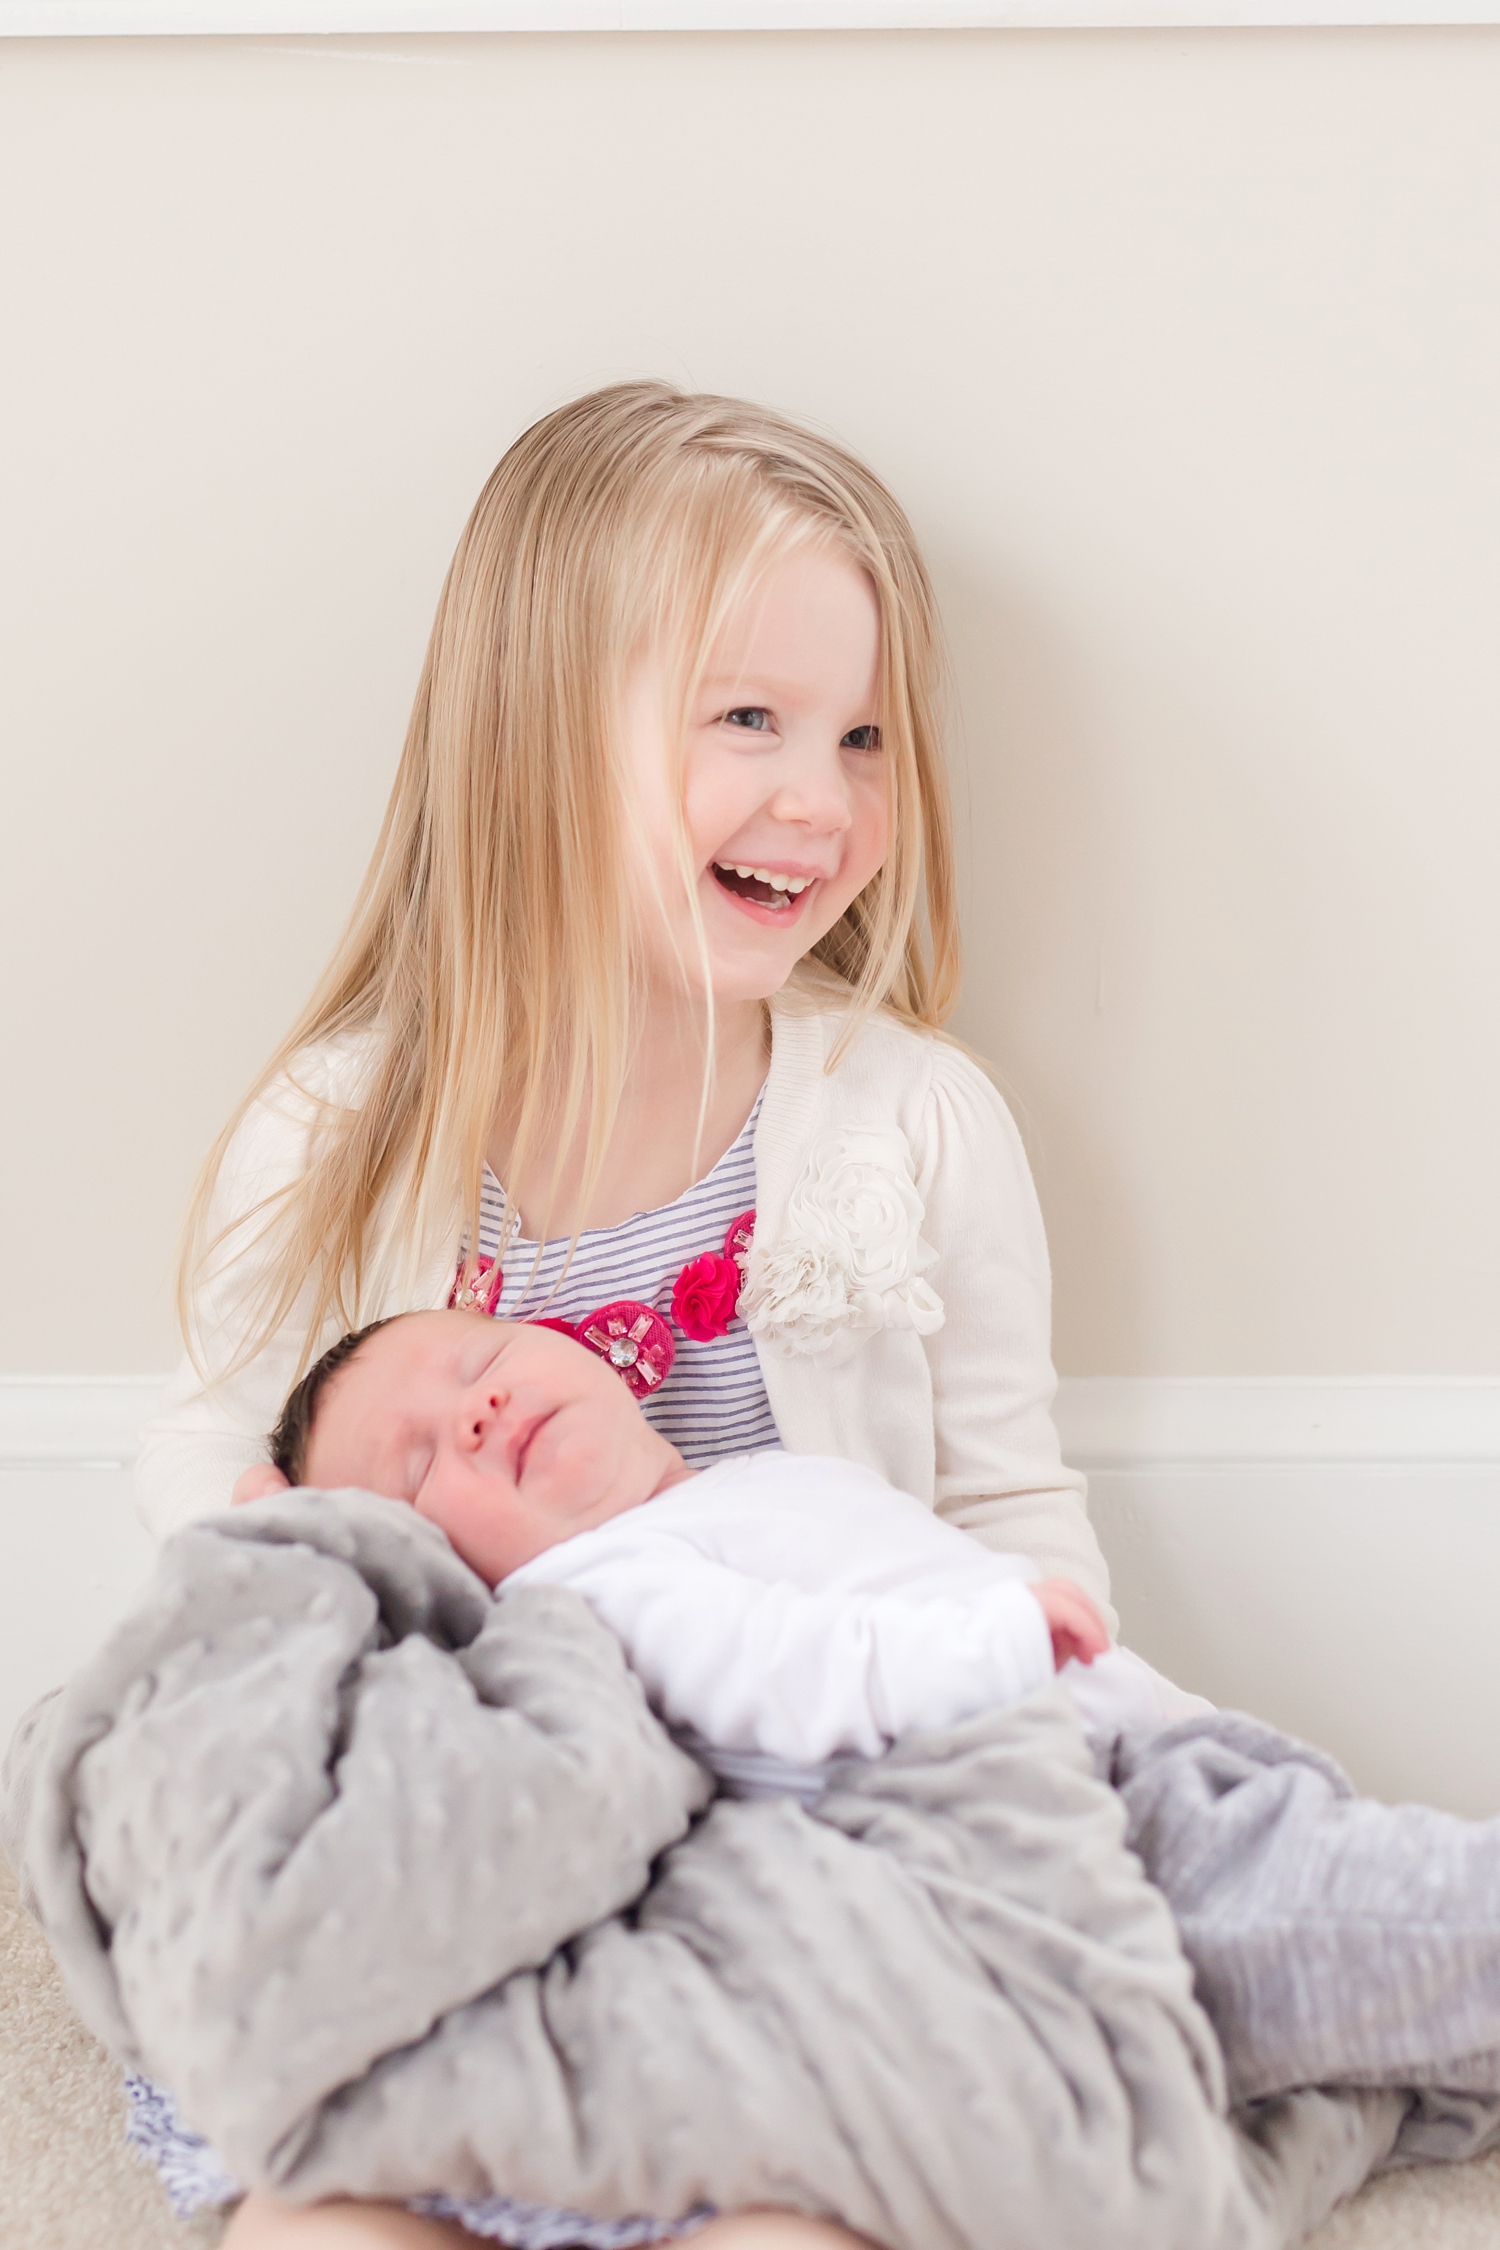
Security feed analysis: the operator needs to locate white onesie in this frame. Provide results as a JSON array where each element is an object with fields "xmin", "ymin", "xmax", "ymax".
[{"xmin": 507, "ymin": 1451, "xmax": 1202, "ymax": 1801}]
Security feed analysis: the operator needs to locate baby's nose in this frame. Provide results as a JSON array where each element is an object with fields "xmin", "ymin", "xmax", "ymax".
[{"xmin": 463, "ymin": 1389, "xmax": 505, "ymax": 1446}]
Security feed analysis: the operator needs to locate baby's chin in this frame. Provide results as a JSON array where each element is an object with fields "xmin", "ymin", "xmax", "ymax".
[{"xmin": 550, "ymin": 1464, "xmax": 680, "ymax": 1539}]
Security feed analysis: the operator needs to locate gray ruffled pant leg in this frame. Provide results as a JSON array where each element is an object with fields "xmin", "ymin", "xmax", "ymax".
[{"xmin": 1112, "ymin": 1711, "xmax": 1500, "ymax": 2161}]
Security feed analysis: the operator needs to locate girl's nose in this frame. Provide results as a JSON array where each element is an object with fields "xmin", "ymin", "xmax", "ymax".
[{"xmin": 768, "ymin": 752, "xmax": 855, "ymax": 836}]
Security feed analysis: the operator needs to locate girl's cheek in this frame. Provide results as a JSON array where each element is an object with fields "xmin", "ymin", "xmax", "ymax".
[
  {"xmin": 836, "ymin": 788, "xmax": 886, "ymax": 896},
  {"xmin": 681, "ymin": 771, "xmax": 742, "ymax": 867},
  {"xmin": 860, "ymin": 782, "xmax": 892, "ymax": 882},
  {"xmin": 625, "ymin": 831, "xmax": 690, "ymax": 935}
]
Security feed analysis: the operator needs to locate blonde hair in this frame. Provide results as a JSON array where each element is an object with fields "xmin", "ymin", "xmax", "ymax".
[{"xmin": 180, "ymin": 381, "xmax": 960, "ymax": 1376}]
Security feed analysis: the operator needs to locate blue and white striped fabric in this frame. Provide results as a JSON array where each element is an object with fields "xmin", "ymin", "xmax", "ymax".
[
  {"xmin": 124, "ymin": 2074, "xmax": 711, "ymax": 2243},
  {"xmin": 476, "ymin": 1090, "xmax": 779, "ymax": 1469}
]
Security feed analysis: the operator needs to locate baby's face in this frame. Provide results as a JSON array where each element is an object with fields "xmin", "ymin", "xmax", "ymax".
[{"xmin": 303, "ymin": 1310, "xmax": 688, "ymax": 1585}]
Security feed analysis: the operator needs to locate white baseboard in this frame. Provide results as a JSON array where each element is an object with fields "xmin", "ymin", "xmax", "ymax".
[
  {"xmin": 0, "ymin": 1377, "xmax": 169, "ymax": 1468},
  {"xmin": 5, "ymin": 1373, "xmax": 1500, "ymax": 1813},
  {"xmin": 5, "ymin": 1372, "xmax": 1500, "ymax": 1472},
  {"xmin": 1053, "ymin": 1375, "xmax": 1500, "ymax": 1468}
]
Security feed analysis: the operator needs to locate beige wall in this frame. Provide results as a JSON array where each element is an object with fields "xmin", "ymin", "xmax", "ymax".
[{"xmin": 3, "ymin": 27, "xmax": 1498, "ymax": 1377}]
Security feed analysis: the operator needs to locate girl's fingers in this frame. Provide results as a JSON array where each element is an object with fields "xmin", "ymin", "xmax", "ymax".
[{"xmin": 232, "ymin": 1462, "xmax": 293, "ymax": 1507}]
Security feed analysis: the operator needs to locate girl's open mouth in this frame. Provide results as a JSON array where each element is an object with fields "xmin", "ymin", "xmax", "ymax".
[{"xmin": 711, "ymin": 862, "xmax": 816, "ymax": 913}]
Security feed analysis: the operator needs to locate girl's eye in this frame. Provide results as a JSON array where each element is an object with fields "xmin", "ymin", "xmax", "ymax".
[
  {"xmin": 723, "ymin": 707, "xmax": 774, "ymax": 733},
  {"xmin": 841, "ymin": 724, "xmax": 882, "ymax": 752}
]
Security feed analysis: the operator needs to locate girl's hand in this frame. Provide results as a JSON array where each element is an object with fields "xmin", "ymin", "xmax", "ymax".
[
  {"xmin": 1031, "ymin": 1576, "xmax": 1110, "ymax": 1670},
  {"xmin": 231, "ymin": 1462, "xmax": 292, "ymax": 1507}
]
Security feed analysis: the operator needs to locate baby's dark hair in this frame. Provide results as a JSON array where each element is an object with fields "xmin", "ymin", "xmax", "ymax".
[{"xmin": 269, "ymin": 1317, "xmax": 395, "ymax": 1486}]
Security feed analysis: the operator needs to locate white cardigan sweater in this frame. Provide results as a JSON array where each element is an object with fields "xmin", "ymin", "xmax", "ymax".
[{"xmin": 136, "ymin": 984, "xmax": 1113, "ymax": 1626}]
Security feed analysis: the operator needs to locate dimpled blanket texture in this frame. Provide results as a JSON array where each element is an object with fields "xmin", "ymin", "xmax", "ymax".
[{"xmin": 1, "ymin": 1492, "xmax": 1404, "ymax": 2250}]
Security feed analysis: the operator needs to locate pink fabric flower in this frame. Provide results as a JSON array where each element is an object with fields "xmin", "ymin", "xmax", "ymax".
[
  {"xmin": 577, "ymin": 1302, "xmax": 675, "ymax": 1398},
  {"xmin": 671, "ymin": 1251, "xmax": 743, "ymax": 1342}
]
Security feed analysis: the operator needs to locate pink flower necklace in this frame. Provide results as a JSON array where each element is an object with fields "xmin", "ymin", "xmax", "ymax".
[{"xmin": 449, "ymin": 1208, "xmax": 756, "ymax": 1401}]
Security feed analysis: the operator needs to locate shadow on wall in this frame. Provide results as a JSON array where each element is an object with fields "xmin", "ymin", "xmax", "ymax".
[
  {"xmin": 939, "ymin": 546, "xmax": 1150, "ymax": 1374},
  {"xmin": 936, "ymin": 536, "xmax": 1341, "ymax": 1380}
]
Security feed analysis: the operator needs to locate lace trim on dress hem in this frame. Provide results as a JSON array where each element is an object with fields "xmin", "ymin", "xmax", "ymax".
[{"xmin": 123, "ymin": 2074, "xmax": 710, "ymax": 2245}]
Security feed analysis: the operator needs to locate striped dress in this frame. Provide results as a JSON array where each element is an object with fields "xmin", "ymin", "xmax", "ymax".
[
  {"xmin": 126, "ymin": 1096, "xmax": 778, "ymax": 2240},
  {"xmin": 472, "ymin": 1086, "xmax": 779, "ymax": 1467}
]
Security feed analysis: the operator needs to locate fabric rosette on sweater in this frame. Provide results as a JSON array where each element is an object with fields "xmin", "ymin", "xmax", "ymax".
[{"xmin": 741, "ymin": 1128, "xmax": 944, "ymax": 1365}]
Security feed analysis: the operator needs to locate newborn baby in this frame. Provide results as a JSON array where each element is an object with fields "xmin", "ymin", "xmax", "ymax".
[
  {"xmin": 264, "ymin": 1308, "xmax": 1191, "ymax": 1795},
  {"xmin": 88, "ymin": 1305, "xmax": 1500, "ymax": 2196}
]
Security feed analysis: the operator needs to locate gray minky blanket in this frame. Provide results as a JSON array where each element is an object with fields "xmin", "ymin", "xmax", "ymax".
[{"xmin": 2, "ymin": 1492, "xmax": 1407, "ymax": 2249}]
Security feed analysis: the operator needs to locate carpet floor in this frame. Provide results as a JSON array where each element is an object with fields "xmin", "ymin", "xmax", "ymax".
[{"xmin": 6, "ymin": 1848, "xmax": 1500, "ymax": 2250}]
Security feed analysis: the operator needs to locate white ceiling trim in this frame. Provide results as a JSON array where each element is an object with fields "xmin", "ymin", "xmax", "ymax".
[{"xmin": 5, "ymin": 0, "xmax": 1499, "ymax": 34}]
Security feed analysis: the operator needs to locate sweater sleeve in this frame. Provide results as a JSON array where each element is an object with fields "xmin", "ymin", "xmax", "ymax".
[
  {"xmin": 133, "ymin": 1045, "xmax": 369, "ymax": 1540},
  {"xmin": 512, "ymin": 1531, "xmax": 1057, "ymax": 1764},
  {"xmin": 916, "ymin": 1043, "xmax": 1117, "ymax": 1633}
]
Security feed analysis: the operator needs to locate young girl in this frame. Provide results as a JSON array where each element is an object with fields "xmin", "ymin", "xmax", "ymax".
[{"xmin": 135, "ymin": 382, "xmax": 1120, "ymax": 2248}]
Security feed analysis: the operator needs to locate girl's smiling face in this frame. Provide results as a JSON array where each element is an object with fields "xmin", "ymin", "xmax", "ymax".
[{"xmin": 625, "ymin": 542, "xmax": 888, "ymax": 1004}]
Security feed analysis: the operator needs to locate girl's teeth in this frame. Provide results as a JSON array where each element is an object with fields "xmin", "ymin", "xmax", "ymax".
[{"xmin": 722, "ymin": 863, "xmax": 812, "ymax": 894}]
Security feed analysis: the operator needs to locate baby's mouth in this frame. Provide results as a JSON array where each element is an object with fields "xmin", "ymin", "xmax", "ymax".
[
  {"xmin": 508, "ymin": 1407, "xmax": 555, "ymax": 1483},
  {"xmin": 711, "ymin": 862, "xmax": 815, "ymax": 912}
]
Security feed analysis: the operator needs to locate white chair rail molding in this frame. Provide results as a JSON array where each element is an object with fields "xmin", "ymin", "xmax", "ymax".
[{"xmin": 4, "ymin": 1372, "xmax": 1500, "ymax": 1818}]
